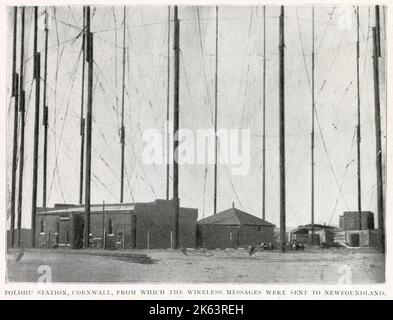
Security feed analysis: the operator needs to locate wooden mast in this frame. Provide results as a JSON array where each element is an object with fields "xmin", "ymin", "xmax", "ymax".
[
  {"xmin": 31, "ymin": 6, "xmax": 41, "ymax": 247},
  {"xmin": 83, "ymin": 5, "xmax": 93, "ymax": 248},
  {"xmin": 10, "ymin": 6, "xmax": 18, "ymax": 247},
  {"xmin": 120, "ymin": 6, "xmax": 126, "ymax": 203},
  {"xmin": 17, "ymin": 6, "xmax": 25, "ymax": 247},
  {"xmin": 262, "ymin": 6, "xmax": 266, "ymax": 220},
  {"xmin": 372, "ymin": 5, "xmax": 384, "ymax": 252},
  {"xmin": 279, "ymin": 6, "xmax": 286, "ymax": 252},
  {"xmin": 166, "ymin": 6, "xmax": 171, "ymax": 200},
  {"xmin": 120, "ymin": 6, "xmax": 127, "ymax": 250},
  {"xmin": 79, "ymin": 7, "xmax": 86, "ymax": 205},
  {"xmin": 356, "ymin": 6, "xmax": 362, "ymax": 229},
  {"xmin": 310, "ymin": 6, "xmax": 315, "ymax": 244},
  {"xmin": 42, "ymin": 8, "xmax": 49, "ymax": 207},
  {"xmin": 172, "ymin": 5, "xmax": 180, "ymax": 249},
  {"xmin": 213, "ymin": 6, "xmax": 218, "ymax": 214}
]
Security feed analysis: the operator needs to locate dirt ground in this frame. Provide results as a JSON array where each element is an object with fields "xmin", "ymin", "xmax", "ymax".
[{"xmin": 6, "ymin": 247, "xmax": 385, "ymax": 283}]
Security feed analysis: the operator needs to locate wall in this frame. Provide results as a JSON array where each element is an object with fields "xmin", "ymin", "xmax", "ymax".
[
  {"xmin": 239, "ymin": 225, "xmax": 274, "ymax": 245},
  {"xmin": 7, "ymin": 229, "xmax": 31, "ymax": 248},
  {"xmin": 35, "ymin": 200, "xmax": 198, "ymax": 249},
  {"xmin": 333, "ymin": 230, "xmax": 382, "ymax": 248},
  {"xmin": 341, "ymin": 211, "xmax": 375, "ymax": 230},
  {"xmin": 197, "ymin": 224, "xmax": 274, "ymax": 249}
]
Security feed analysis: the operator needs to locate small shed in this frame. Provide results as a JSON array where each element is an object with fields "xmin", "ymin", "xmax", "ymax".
[
  {"xmin": 196, "ymin": 206, "xmax": 275, "ymax": 249},
  {"xmin": 290, "ymin": 224, "xmax": 340, "ymax": 245}
]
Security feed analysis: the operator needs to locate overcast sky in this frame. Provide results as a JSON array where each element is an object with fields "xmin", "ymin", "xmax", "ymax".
[{"xmin": 7, "ymin": 5, "xmax": 386, "ymax": 229}]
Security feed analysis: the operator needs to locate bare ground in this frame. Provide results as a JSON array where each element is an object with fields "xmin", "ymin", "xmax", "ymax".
[{"xmin": 6, "ymin": 247, "xmax": 385, "ymax": 283}]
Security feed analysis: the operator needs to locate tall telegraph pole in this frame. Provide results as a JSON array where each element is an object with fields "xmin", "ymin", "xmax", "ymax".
[
  {"xmin": 120, "ymin": 7, "xmax": 126, "ymax": 203},
  {"xmin": 172, "ymin": 6, "xmax": 180, "ymax": 249},
  {"xmin": 79, "ymin": 7, "xmax": 86, "ymax": 205},
  {"xmin": 372, "ymin": 5, "xmax": 384, "ymax": 252},
  {"xmin": 17, "ymin": 6, "xmax": 26, "ymax": 247},
  {"xmin": 166, "ymin": 6, "xmax": 171, "ymax": 200},
  {"xmin": 310, "ymin": 6, "xmax": 315, "ymax": 244},
  {"xmin": 213, "ymin": 6, "xmax": 219, "ymax": 215},
  {"xmin": 42, "ymin": 8, "xmax": 49, "ymax": 207},
  {"xmin": 10, "ymin": 7, "xmax": 18, "ymax": 247},
  {"xmin": 279, "ymin": 6, "xmax": 286, "ymax": 253},
  {"xmin": 262, "ymin": 6, "xmax": 266, "ymax": 220},
  {"xmin": 31, "ymin": 6, "xmax": 41, "ymax": 247},
  {"xmin": 356, "ymin": 6, "xmax": 362, "ymax": 229},
  {"xmin": 83, "ymin": 6, "xmax": 93, "ymax": 248}
]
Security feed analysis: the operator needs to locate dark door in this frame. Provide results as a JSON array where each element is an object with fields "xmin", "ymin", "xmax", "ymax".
[
  {"xmin": 196, "ymin": 225, "xmax": 202, "ymax": 248},
  {"xmin": 58, "ymin": 219, "xmax": 71, "ymax": 247},
  {"xmin": 351, "ymin": 233, "xmax": 360, "ymax": 247},
  {"xmin": 230, "ymin": 229, "xmax": 240, "ymax": 248}
]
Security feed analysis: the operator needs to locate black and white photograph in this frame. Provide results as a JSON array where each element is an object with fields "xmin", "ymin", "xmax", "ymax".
[{"xmin": 2, "ymin": 1, "xmax": 388, "ymax": 292}]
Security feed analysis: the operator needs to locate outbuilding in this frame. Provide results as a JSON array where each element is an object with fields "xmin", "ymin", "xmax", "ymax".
[{"xmin": 196, "ymin": 205, "xmax": 275, "ymax": 249}]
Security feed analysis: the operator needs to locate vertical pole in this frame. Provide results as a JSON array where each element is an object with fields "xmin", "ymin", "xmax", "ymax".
[
  {"xmin": 166, "ymin": 6, "xmax": 171, "ymax": 200},
  {"xmin": 11, "ymin": 75, "xmax": 19, "ymax": 248},
  {"xmin": 375, "ymin": 6, "xmax": 381, "ymax": 58},
  {"xmin": 42, "ymin": 8, "xmax": 49, "ymax": 208},
  {"xmin": 120, "ymin": 6, "xmax": 126, "ymax": 203},
  {"xmin": 213, "ymin": 6, "xmax": 219, "ymax": 215},
  {"xmin": 311, "ymin": 6, "xmax": 315, "ymax": 245},
  {"xmin": 120, "ymin": 6, "xmax": 127, "ymax": 251},
  {"xmin": 83, "ymin": 6, "xmax": 93, "ymax": 248},
  {"xmin": 102, "ymin": 201, "xmax": 106, "ymax": 249},
  {"xmin": 11, "ymin": 7, "xmax": 17, "ymax": 96},
  {"xmin": 356, "ymin": 6, "xmax": 362, "ymax": 229},
  {"xmin": 372, "ymin": 24, "xmax": 384, "ymax": 252},
  {"xmin": 10, "ymin": 7, "xmax": 18, "ymax": 247},
  {"xmin": 17, "ymin": 7, "xmax": 25, "ymax": 248},
  {"xmin": 279, "ymin": 6, "xmax": 286, "ymax": 253},
  {"xmin": 31, "ymin": 6, "xmax": 40, "ymax": 248},
  {"xmin": 172, "ymin": 5, "xmax": 180, "ymax": 249},
  {"xmin": 262, "ymin": 6, "xmax": 266, "ymax": 220},
  {"xmin": 131, "ymin": 213, "xmax": 137, "ymax": 249},
  {"xmin": 79, "ymin": 7, "xmax": 86, "ymax": 205}
]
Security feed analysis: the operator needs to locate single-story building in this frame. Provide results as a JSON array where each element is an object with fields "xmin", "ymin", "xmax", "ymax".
[
  {"xmin": 196, "ymin": 205, "xmax": 275, "ymax": 249},
  {"xmin": 290, "ymin": 224, "xmax": 340, "ymax": 245},
  {"xmin": 333, "ymin": 229, "xmax": 383, "ymax": 248},
  {"xmin": 335, "ymin": 211, "xmax": 382, "ymax": 247},
  {"xmin": 35, "ymin": 199, "xmax": 198, "ymax": 249}
]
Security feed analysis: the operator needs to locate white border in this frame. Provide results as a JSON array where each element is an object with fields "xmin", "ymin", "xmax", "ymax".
[{"xmin": 0, "ymin": 0, "xmax": 391, "ymax": 300}]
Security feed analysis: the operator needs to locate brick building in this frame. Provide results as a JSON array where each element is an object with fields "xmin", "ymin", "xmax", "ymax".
[
  {"xmin": 339, "ymin": 211, "xmax": 374, "ymax": 230},
  {"xmin": 196, "ymin": 205, "xmax": 275, "ymax": 249},
  {"xmin": 35, "ymin": 199, "xmax": 198, "ymax": 249},
  {"xmin": 336, "ymin": 211, "xmax": 382, "ymax": 247}
]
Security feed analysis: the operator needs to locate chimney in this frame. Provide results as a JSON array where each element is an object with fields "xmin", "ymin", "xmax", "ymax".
[{"xmin": 232, "ymin": 202, "xmax": 235, "ymax": 208}]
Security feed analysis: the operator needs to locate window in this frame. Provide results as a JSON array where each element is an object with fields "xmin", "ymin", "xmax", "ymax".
[
  {"xmin": 108, "ymin": 219, "xmax": 113, "ymax": 235},
  {"xmin": 117, "ymin": 232, "xmax": 124, "ymax": 244},
  {"xmin": 40, "ymin": 220, "xmax": 45, "ymax": 234}
]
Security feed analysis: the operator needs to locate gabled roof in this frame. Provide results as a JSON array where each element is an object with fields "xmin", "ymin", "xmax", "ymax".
[{"xmin": 197, "ymin": 207, "xmax": 275, "ymax": 227}]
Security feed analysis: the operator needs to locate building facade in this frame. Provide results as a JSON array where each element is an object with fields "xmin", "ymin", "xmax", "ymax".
[
  {"xmin": 35, "ymin": 199, "xmax": 198, "ymax": 249},
  {"xmin": 196, "ymin": 206, "xmax": 275, "ymax": 249},
  {"xmin": 336, "ymin": 211, "xmax": 381, "ymax": 247},
  {"xmin": 339, "ymin": 211, "xmax": 375, "ymax": 230}
]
